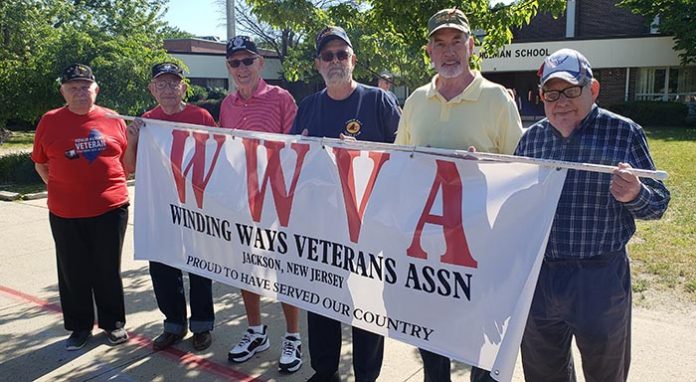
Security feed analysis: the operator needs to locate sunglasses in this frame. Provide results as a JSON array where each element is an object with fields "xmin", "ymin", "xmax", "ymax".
[
  {"xmin": 227, "ymin": 57, "xmax": 258, "ymax": 68},
  {"xmin": 319, "ymin": 50, "xmax": 351, "ymax": 62},
  {"xmin": 541, "ymin": 85, "xmax": 584, "ymax": 102}
]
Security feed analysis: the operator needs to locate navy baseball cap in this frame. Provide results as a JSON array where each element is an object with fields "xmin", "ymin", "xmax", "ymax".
[
  {"xmin": 538, "ymin": 49, "xmax": 593, "ymax": 87},
  {"xmin": 315, "ymin": 26, "xmax": 352, "ymax": 55},
  {"xmin": 226, "ymin": 35, "xmax": 259, "ymax": 58},
  {"xmin": 151, "ymin": 62, "xmax": 184, "ymax": 79},
  {"xmin": 60, "ymin": 64, "xmax": 95, "ymax": 84}
]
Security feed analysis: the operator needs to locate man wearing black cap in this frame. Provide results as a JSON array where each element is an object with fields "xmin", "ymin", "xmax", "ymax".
[
  {"xmin": 32, "ymin": 63, "xmax": 130, "ymax": 350},
  {"xmin": 377, "ymin": 72, "xmax": 400, "ymax": 106},
  {"xmin": 291, "ymin": 25, "xmax": 401, "ymax": 382},
  {"xmin": 124, "ymin": 62, "xmax": 217, "ymax": 352},
  {"xmin": 517, "ymin": 48, "xmax": 670, "ymax": 382},
  {"xmin": 220, "ymin": 36, "xmax": 303, "ymax": 374},
  {"xmin": 377, "ymin": 73, "xmax": 392, "ymax": 92},
  {"xmin": 395, "ymin": 9, "xmax": 523, "ymax": 381}
]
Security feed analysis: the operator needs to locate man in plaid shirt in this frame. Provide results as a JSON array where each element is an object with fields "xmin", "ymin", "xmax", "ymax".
[{"xmin": 516, "ymin": 49, "xmax": 670, "ymax": 382}]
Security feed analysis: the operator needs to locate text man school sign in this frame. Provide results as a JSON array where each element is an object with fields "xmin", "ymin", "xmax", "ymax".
[
  {"xmin": 133, "ymin": 120, "xmax": 567, "ymax": 381},
  {"xmin": 479, "ymin": 36, "xmax": 682, "ymax": 72},
  {"xmin": 480, "ymin": 47, "xmax": 551, "ymax": 59}
]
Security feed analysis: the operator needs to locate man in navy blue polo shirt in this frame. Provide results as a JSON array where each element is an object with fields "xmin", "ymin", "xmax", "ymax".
[
  {"xmin": 291, "ymin": 25, "xmax": 401, "ymax": 382},
  {"xmin": 516, "ymin": 48, "xmax": 670, "ymax": 382}
]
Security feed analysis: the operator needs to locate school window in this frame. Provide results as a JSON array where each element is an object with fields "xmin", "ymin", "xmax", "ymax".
[{"xmin": 636, "ymin": 67, "xmax": 696, "ymax": 102}]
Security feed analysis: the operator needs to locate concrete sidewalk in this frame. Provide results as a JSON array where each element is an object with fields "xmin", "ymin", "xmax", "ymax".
[{"xmin": 1, "ymin": 187, "xmax": 695, "ymax": 381}]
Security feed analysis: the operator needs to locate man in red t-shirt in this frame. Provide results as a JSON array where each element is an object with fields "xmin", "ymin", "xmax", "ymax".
[
  {"xmin": 124, "ymin": 62, "xmax": 217, "ymax": 352},
  {"xmin": 32, "ymin": 63, "xmax": 130, "ymax": 350}
]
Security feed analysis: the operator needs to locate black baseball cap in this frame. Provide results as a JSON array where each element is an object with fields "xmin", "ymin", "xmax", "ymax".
[
  {"xmin": 315, "ymin": 26, "xmax": 352, "ymax": 55},
  {"xmin": 151, "ymin": 62, "xmax": 184, "ymax": 79},
  {"xmin": 226, "ymin": 36, "xmax": 259, "ymax": 58},
  {"xmin": 60, "ymin": 64, "xmax": 95, "ymax": 84}
]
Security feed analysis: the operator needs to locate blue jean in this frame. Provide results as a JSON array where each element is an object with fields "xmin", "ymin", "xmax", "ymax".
[
  {"xmin": 149, "ymin": 261, "xmax": 214, "ymax": 334},
  {"xmin": 521, "ymin": 250, "xmax": 632, "ymax": 382}
]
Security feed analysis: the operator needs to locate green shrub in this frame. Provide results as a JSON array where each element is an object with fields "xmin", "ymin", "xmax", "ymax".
[
  {"xmin": 206, "ymin": 87, "xmax": 229, "ymax": 100},
  {"xmin": 607, "ymin": 101, "xmax": 688, "ymax": 126},
  {"xmin": 5, "ymin": 119, "xmax": 37, "ymax": 132},
  {"xmin": 192, "ymin": 99, "xmax": 223, "ymax": 122},
  {"xmin": 0, "ymin": 152, "xmax": 42, "ymax": 185},
  {"xmin": 687, "ymin": 103, "xmax": 696, "ymax": 125},
  {"xmin": 188, "ymin": 85, "xmax": 209, "ymax": 102}
]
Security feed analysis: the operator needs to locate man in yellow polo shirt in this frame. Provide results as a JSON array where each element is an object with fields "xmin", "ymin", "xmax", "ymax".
[
  {"xmin": 395, "ymin": 8, "xmax": 522, "ymax": 155},
  {"xmin": 394, "ymin": 7, "xmax": 523, "ymax": 382}
]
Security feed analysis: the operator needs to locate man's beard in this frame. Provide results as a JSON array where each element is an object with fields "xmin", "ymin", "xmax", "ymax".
[
  {"xmin": 322, "ymin": 65, "xmax": 352, "ymax": 86},
  {"xmin": 437, "ymin": 62, "xmax": 464, "ymax": 79}
]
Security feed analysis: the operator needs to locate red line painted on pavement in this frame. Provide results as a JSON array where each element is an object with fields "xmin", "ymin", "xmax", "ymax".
[
  {"xmin": 0, "ymin": 285, "xmax": 63, "ymax": 313},
  {"xmin": 0, "ymin": 284, "xmax": 266, "ymax": 382},
  {"xmin": 127, "ymin": 332, "xmax": 265, "ymax": 382}
]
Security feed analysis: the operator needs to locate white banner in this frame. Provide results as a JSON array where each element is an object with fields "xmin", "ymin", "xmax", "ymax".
[{"xmin": 133, "ymin": 120, "xmax": 567, "ymax": 381}]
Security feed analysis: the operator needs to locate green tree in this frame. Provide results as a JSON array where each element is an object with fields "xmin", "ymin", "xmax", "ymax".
[
  {"xmin": 0, "ymin": 0, "xmax": 184, "ymax": 129},
  {"xmin": 619, "ymin": 0, "xmax": 696, "ymax": 65},
  {"xmin": 0, "ymin": 0, "xmax": 69, "ymax": 129},
  {"xmin": 241, "ymin": 0, "xmax": 566, "ymax": 87}
]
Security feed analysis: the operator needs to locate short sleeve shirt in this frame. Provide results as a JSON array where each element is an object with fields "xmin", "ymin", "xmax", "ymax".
[
  {"xmin": 143, "ymin": 104, "xmax": 217, "ymax": 127},
  {"xmin": 291, "ymin": 84, "xmax": 401, "ymax": 142},
  {"xmin": 219, "ymin": 79, "xmax": 297, "ymax": 133},
  {"xmin": 395, "ymin": 72, "xmax": 523, "ymax": 154},
  {"xmin": 32, "ymin": 106, "xmax": 129, "ymax": 218}
]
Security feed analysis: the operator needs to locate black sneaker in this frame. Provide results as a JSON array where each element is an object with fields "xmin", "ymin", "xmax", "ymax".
[
  {"xmin": 227, "ymin": 325, "xmax": 270, "ymax": 362},
  {"xmin": 278, "ymin": 335, "xmax": 302, "ymax": 373},
  {"xmin": 192, "ymin": 330, "xmax": 212, "ymax": 351},
  {"xmin": 153, "ymin": 330, "xmax": 187, "ymax": 351},
  {"xmin": 65, "ymin": 330, "xmax": 91, "ymax": 351},
  {"xmin": 105, "ymin": 327, "xmax": 129, "ymax": 344}
]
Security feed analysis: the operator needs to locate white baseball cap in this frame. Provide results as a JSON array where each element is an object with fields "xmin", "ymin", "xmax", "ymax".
[{"xmin": 538, "ymin": 48, "xmax": 593, "ymax": 86}]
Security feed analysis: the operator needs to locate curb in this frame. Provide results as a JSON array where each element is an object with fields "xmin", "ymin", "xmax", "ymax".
[
  {"xmin": 0, "ymin": 191, "xmax": 21, "ymax": 201},
  {"xmin": 0, "ymin": 179, "xmax": 134, "ymax": 202},
  {"xmin": 23, "ymin": 191, "xmax": 48, "ymax": 200}
]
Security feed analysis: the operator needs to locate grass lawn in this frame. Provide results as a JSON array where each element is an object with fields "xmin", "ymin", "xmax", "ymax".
[
  {"xmin": 0, "ymin": 131, "xmax": 42, "ymax": 193},
  {"xmin": 629, "ymin": 126, "xmax": 696, "ymax": 302},
  {"xmin": 0, "ymin": 131, "xmax": 34, "ymax": 154}
]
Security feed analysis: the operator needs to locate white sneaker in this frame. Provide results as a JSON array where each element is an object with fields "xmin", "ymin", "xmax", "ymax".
[
  {"xmin": 227, "ymin": 325, "xmax": 270, "ymax": 363},
  {"xmin": 278, "ymin": 335, "xmax": 302, "ymax": 373}
]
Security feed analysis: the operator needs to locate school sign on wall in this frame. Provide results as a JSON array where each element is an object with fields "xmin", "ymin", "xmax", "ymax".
[{"xmin": 479, "ymin": 36, "xmax": 682, "ymax": 72}]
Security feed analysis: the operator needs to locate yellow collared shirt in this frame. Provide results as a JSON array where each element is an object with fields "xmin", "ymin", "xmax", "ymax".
[{"xmin": 395, "ymin": 71, "xmax": 523, "ymax": 154}]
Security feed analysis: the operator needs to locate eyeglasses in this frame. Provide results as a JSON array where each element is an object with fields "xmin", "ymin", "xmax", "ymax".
[
  {"xmin": 227, "ymin": 57, "xmax": 258, "ymax": 68},
  {"xmin": 153, "ymin": 81, "xmax": 182, "ymax": 90},
  {"xmin": 542, "ymin": 85, "xmax": 584, "ymax": 102},
  {"xmin": 319, "ymin": 50, "xmax": 351, "ymax": 62},
  {"xmin": 63, "ymin": 84, "xmax": 94, "ymax": 93}
]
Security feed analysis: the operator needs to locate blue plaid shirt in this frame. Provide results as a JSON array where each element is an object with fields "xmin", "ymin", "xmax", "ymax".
[{"xmin": 515, "ymin": 105, "xmax": 670, "ymax": 259}]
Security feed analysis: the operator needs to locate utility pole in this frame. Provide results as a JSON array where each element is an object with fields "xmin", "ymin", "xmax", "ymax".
[
  {"xmin": 226, "ymin": 0, "xmax": 236, "ymax": 91},
  {"xmin": 226, "ymin": 0, "xmax": 236, "ymax": 39}
]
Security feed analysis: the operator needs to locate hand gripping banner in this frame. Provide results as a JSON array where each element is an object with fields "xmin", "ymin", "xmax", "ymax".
[{"xmin": 133, "ymin": 119, "xmax": 567, "ymax": 381}]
